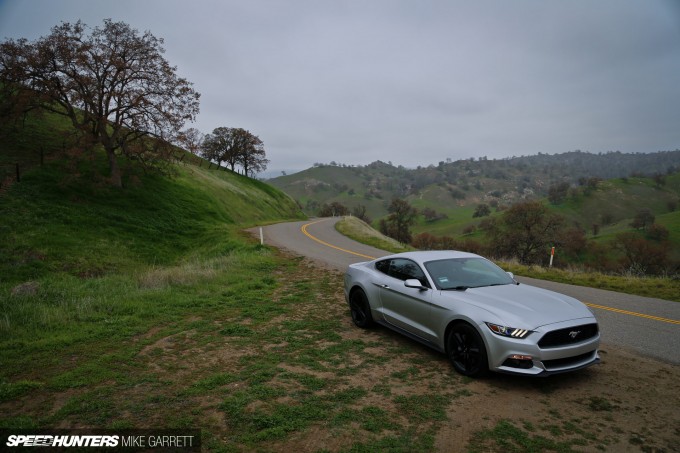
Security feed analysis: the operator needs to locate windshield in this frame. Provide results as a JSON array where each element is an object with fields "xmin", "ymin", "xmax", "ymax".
[{"xmin": 424, "ymin": 258, "xmax": 515, "ymax": 290}]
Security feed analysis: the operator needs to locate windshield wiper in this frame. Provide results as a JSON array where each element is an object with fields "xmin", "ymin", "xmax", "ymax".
[{"xmin": 443, "ymin": 285, "xmax": 469, "ymax": 291}]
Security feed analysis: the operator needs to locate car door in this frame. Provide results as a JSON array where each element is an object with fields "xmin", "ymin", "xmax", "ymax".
[{"xmin": 376, "ymin": 258, "xmax": 436, "ymax": 341}]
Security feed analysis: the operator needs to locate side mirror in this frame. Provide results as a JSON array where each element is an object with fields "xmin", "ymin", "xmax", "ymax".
[
  {"xmin": 506, "ymin": 272, "xmax": 520, "ymax": 285},
  {"xmin": 404, "ymin": 279, "xmax": 427, "ymax": 290}
]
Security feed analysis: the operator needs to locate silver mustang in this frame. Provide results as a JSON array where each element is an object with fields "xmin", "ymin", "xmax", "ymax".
[{"xmin": 344, "ymin": 251, "xmax": 600, "ymax": 377}]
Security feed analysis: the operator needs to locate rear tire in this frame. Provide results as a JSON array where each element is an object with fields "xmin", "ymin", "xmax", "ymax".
[
  {"xmin": 349, "ymin": 288, "xmax": 374, "ymax": 328},
  {"xmin": 446, "ymin": 323, "xmax": 489, "ymax": 377}
]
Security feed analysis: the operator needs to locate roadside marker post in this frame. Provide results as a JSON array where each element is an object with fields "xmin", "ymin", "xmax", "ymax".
[{"xmin": 549, "ymin": 246, "xmax": 555, "ymax": 267}]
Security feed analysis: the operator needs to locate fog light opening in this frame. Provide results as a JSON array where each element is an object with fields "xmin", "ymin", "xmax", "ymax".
[{"xmin": 503, "ymin": 354, "xmax": 534, "ymax": 369}]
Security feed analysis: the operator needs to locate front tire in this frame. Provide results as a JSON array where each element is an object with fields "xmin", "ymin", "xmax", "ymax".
[
  {"xmin": 446, "ymin": 323, "xmax": 489, "ymax": 377},
  {"xmin": 349, "ymin": 288, "xmax": 374, "ymax": 328}
]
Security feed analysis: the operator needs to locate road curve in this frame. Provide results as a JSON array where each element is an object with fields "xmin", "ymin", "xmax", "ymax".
[{"xmin": 256, "ymin": 217, "xmax": 680, "ymax": 365}]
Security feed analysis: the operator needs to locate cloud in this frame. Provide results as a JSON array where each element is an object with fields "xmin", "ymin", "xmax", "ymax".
[{"xmin": 1, "ymin": 0, "xmax": 679, "ymax": 173}]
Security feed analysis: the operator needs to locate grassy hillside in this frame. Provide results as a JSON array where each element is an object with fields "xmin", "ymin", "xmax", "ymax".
[
  {"xmin": 1, "ymin": 160, "xmax": 303, "ymax": 285},
  {"xmin": 0, "ymin": 110, "xmax": 320, "ymax": 442},
  {"xmin": 0, "ymin": 105, "xmax": 303, "ymax": 281},
  {"xmin": 556, "ymin": 176, "xmax": 679, "ymax": 227},
  {"xmin": 1, "ymin": 147, "xmax": 304, "ymax": 290},
  {"xmin": 413, "ymin": 174, "xmax": 680, "ymax": 234},
  {"xmin": 335, "ymin": 216, "xmax": 412, "ymax": 253},
  {"xmin": 272, "ymin": 164, "xmax": 392, "ymax": 218},
  {"xmin": 0, "ymin": 106, "xmax": 304, "ymax": 357},
  {"xmin": 269, "ymin": 153, "xmax": 680, "ymax": 219}
]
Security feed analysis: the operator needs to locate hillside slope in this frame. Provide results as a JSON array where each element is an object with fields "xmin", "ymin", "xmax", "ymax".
[
  {"xmin": 269, "ymin": 152, "xmax": 680, "ymax": 219},
  {"xmin": 413, "ymin": 174, "xmax": 680, "ymax": 233},
  {"xmin": 0, "ymin": 159, "xmax": 303, "ymax": 286},
  {"xmin": 0, "ymin": 105, "xmax": 304, "ymax": 287}
]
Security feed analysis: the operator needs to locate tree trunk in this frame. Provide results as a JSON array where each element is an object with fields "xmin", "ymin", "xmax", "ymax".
[{"xmin": 107, "ymin": 149, "xmax": 123, "ymax": 188}]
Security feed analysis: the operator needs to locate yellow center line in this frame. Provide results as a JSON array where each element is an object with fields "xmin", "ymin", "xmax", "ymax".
[
  {"xmin": 300, "ymin": 218, "xmax": 376, "ymax": 260},
  {"xmin": 300, "ymin": 218, "xmax": 680, "ymax": 326},
  {"xmin": 585, "ymin": 303, "xmax": 680, "ymax": 325}
]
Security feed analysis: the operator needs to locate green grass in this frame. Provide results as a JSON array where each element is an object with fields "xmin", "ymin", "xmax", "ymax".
[
  {"xmin": 336, "ymin": 216, "xmax": 413, "ymax": 253},
  {"xmin": 0, "ymin": 379, "xmax": 44, "ymax": 402},
  {"xmin": 469, "ymin": 419, "xmax": 582, "ymax": 453},
  {"xmin": 0, "ymin": 153, "xmax": 301, "ymax": 284},
  {"xmin": 0, "ymin": 107, "xmax": 306, "ymax": 432},
  {"xmin": 0, "ymin": 108, "xmax": 73, "ymax": 167},
  {"xmin": 0, "ymin": 153, "xmax": 456, "ymax": 448},
  {"xmin": 499, "ymin": 261, "xmax": 680, "ymax": 302},
  {"xmin": 411, "ymin": 205, "xmax": 479, "ymax": 236},
  {"xmin": 0, "ymin": 182, "xmax": 467, "ymax": 448}
]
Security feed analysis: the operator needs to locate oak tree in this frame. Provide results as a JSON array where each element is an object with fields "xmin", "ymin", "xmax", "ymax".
[
  {"xmin": 178, "ymin": 128, "xmax": 204, "ymax": 157},
  {"xmin": 318, "ymin": 202, "xmax": 349, "ymax": 217},
  {"xmin": 232, "ymin": 128, "xmax": 268, "ymax": 177},
  {"xmin": 630, "ymin": 209, "xmax": 655, "ymax": 231},
  {"xmin": 0, "ymin": 20, "xmax": 200, "ymax": 187},
  {"xmin": 380, "ymin": 198, "xmax": 418, "ymax": 244},
  {"xmin": 201, "ymin": 127, "xmax": 268, "ymax": 177},
  {"xmin": 615, "ymin": 232, "xmax": 668, "ymax": 275},
  {"xmin": 472, "ymin": 203, "xmax": 491, "ymax": 218},
  {"xmin": 351, "ymin": 204, "xmax": 371, "ymax": 224},
  {"xmin": 486, "ymin": 200, "xmax": 564, "ymax": 264},
  {"xmin": 202, "ymin": 127, "xmax": 237, "ymax": 169}
]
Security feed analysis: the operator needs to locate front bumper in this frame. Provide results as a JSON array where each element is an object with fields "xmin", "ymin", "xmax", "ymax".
[{"xmin": 481, "ymin": 318, "xmax": 601, "ymax": 376}]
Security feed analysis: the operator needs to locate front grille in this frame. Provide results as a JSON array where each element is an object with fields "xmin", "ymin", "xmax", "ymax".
[
  {"xmin": 538, "ymin": 323, "xmax": 598, "ymax": 348},
  {"xmin": 542, "ymin": 350, "xmax": 597, "ymax": 370}
]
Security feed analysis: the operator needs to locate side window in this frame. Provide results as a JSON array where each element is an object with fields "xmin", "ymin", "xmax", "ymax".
[
  {"xmin": 389, "ymin": 259, "xmax": 429, "ymax": 287},
  {"xmin": 375, "ymin": 259, "xmax": 391, "ymax": 275}
]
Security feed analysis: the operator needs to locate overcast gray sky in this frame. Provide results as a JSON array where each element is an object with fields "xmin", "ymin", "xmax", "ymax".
[{"xmin": 1, "ymin": 0, "xmax": 679, "ymax": 175}]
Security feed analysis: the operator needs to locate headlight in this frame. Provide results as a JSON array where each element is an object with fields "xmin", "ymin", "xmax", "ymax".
[{"xmin": 486, "ymin": 322, "xmax": 531, "ymax": 339}]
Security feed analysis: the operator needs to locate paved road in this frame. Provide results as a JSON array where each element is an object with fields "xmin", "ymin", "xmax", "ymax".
[{"xmin": 257, "ymin": 217, "xmax": 680, "ymax": 365}]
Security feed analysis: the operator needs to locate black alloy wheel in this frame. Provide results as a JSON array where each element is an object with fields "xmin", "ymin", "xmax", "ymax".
[
  {"xmin": 349, "ymin": 289, "xmax": 374, "ymax": 328},
  {"xmin": 447, "ymin": 323, "xmax": 489, "ymax": 377}
]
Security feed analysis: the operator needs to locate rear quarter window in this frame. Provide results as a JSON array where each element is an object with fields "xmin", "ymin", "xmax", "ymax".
[{"xmin": 375, "ymin": 259, "xmax": 391, "ymax": 274}]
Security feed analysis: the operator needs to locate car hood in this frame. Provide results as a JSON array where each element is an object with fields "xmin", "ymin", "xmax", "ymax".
[{"xmin": 438, "ymin": 283, "xmax": 595, "ymax": 329}]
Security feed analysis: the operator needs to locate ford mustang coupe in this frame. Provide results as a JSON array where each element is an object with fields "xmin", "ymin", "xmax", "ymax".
[{"xmin": 344, "ymin": 251, "xmax": 600, "ymax": 377}]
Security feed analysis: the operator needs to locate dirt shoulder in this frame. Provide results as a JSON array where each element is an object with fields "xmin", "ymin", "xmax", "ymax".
[{"xmin": 267, "ymin": 259, "xmax": 680, "ymax": 452}]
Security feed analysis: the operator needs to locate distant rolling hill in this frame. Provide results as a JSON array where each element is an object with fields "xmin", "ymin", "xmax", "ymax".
[
  {"xmin": 269, "ymin": 151, "xmax": 680, "ymax": 219},
  {"xmin": 268, "ymin": 152, "xmax": 680, "ymax": 262}
]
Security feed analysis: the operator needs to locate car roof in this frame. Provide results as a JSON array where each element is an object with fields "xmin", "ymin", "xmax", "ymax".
[{"xmin": 376, "ymin": 250, "xmax": 483, "ymax": 266}]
